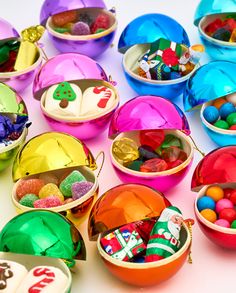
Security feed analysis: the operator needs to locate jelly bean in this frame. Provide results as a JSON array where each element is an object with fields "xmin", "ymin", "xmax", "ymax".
[
  {"xmin": 72, "ymin": 181, "xmax": 94, "ymax": 200},
  {"xmin": 161, "ymin": 146, "xmax": 187, "ymax": 163},
  {"xmin": 140, "ymin": 158, "xmax": 168, "ymax": 172},
  {"xmin": 19, "ymin": 194, "xmax": 39, "ymax": 208},
  {"xmin": 39, "ymin": 183, "xmax": 64, "ymax": 202},
  {"xmin": 138, "ymin": 145, "xmax": 160, "ymax": 161},
  {"xmin": 59, "ymin": 170, "xmax": 86, "ymax": 197},
  {"xmin": 71, "ymin": 21, "xmax": 90, "ymax": 35},
  {"xmin": 16, "ymin": 179, "xmax": 45, "ymax": 199},
  {"xmin": 140, "ymin": 130, "xmax": 165, "ymax": 150},
  {"xmin": 52, "ymin": 10, "xmax": 77, "ymax": 27},
  {"xmin": 203, "ymin": 106, "xmax": 219, "ymax": 123},
  {"xmin": 33, "ymin": 196, "xmax": 62, "ymax": 208},
  {"xmin": 206, "ymin": 186, "xmax": 224, "ymax": 202}
]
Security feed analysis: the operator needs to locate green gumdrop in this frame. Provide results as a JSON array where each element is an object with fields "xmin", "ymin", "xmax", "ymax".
[
  {"xmin": 226, "ymin": 112, "xmax": 236, "ymax": 126},
  {"xmin": 19, "ymin": 194, "xmax": 39, "ymax": 208},
  {"xmin": 54, "ymin": 27, "xmax": 70, "ymax": 34},
  {"xmin": 60, "ymin": 170, "xmax": 86, "ymax": 197},
  {"xmin": 231, "ymin": 220, "xmax": 236, "ymax": 229},
  {"xmin": 95, "ymin": 28, "xmax": 105, "ymax": 34},
  {"xmin": 214, "ymin": 120, "xmax": 229, "ymax": 129},
  {"xmin": 53, "ymin": 81, "xmax": 76, "ymax": 102},
  {"xmin": 126, "ymin": 160, "xmax": 143, "ymax": 171},
  {"xmin": 160, "ymin": 134, "xmax": 183, "ymax": 150}
]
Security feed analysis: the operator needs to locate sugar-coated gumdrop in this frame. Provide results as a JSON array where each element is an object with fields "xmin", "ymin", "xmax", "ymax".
[
  {"xmin": 38, "ymin": 173, "xmax": 59, "ymax": 185},
  {"xmin": 19, "ymin": 194, "xmax": 39, "ymax": 208},
  {"xmin": 212, "ymin": 98, "xmax": 227, "ymax": 109},
  {"xmin": 203, "ymin": 106, "xmax": 219, "ymax": 123},
  {"xmin": 224, "ymin": 188, "xmax": 234, "ymax": 199},
  {"xmin": 33, "ymin": 196, "xmax": 62, "ymax": 208},
  {"xmin": 214, "ymin": 219, "xmax": 230, "ymax": 228},
  {"xmin": 39, "ymin": 183, "xmax": 64, "ymax": 202},
  {"xmin": 140, "ymin": 158, "xmax": 168, "ymax": 172},
  {"xmin": 214, "ymin": 120, "xmax": 229, "ymax": 129},
  {"xmin": 219, "ymin": 208, "xmax": 236, "ymax": 223},
  {"xmin": 197, "ymin": 196, "xmax": 216, "ymax": 212},
  {"xmin": 52, "ymin": 10, "xmax": 77, "ymax": 27},
  {"xmin": 72, "ymin": 181, "xmax": 94, "ymax": 200},
  {"xmin": 226, "ymin": 112, "xmax": 236, "ymax": 126},
  {"xmin": 71, "ymin": 21, "xmax": 91, "ymax": 35},
  {"xmin": 78, "ymin": 13, "xmax": 93, "ymax": 26},
  {"xmin": 216, "ymin": 198, "xmax": 234, "ymax": 213},
  {"xmin": 59, "ymin": 170, "xmax": 86, "ymax": 197},
  {"xmin": 161, "ymin": 146, "xmax": 187, "ymax": 163},
  {"xmin": 126, "ymin": 160, "xmax": 143, "ymax": 171},
  {"xmin": 16, "ymin": 179, "xmax": 45, "ymax": 199},
  {"xmin": 229, "ymin": 190, "xmax": 236, "ymax": 205},
  {"xmin": 206, "ymin": 186, "xmax": 224, "ymax": 202},
  {"xmin": 138, "ymin": 145, "xmax": 160, "ymax": 161},
  {"xmin": 229, "ymin": 125, "xmax": 236, "ymax": 130},
  {"xmin": 219, "ymin": 102, "xmax": 235, "ymax": 120},
  {"xmin": 63, "ymin": 198, "xmax": 74, "ymax": 205},
  {"xmin": 140, "ymin": 130, "xmax": 165, "ymax": 150},
  {"xmin": 200, "ymin": 209, "xmax": 217, "ymax": 223},
  {"xmin": 167, "ymin": 159, "xmax": 184, "ymax": 169},
  {"xmin": 231, "ymin": 220, "xmax": 236, "ymax": 229},
  {"xmin": 90, "ymin": 13, "xmax": 110, "ymax": 34}
]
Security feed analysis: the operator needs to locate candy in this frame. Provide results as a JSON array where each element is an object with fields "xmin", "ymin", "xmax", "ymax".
[
  {"xmin": 170, "ymin": 71, "xmax": 182, "ymax": 79},
  {"xmin": 161, "ymin": 146, "xmax": 187, "ymax": 163},
  {"xmin": 71, "ymin": 181, "xmax": 93, "ymax": 200},
  {"xmin": 224, "ymin": 188, "xmax": 234, "ymax": 199},
  {"xmin": 33, "ymin": 196, "xmax": 62, "ymax": 208},
  {"xmin": 212, "ymin": 98, "xmax": 227, "ymax": 109},
  {"xmin": 16, "ymin": 179, "xmax": 45, "ymax": 199},
  {"xmin": 167, "ymin": 159, "xmax": 184, "ymax": 169},
  {"xmin": 112, "ymin": 138, "xmax": 139, "ymax": 164},
  {"xmin": 231, "ymin": 220, "xmax": 236, "ymax": 229},
  {"xmin": 226, "ymin": 112, "xmax": 236, "ymax": 126},
  {"xmin": 52, "ymin": 10, "xmax": 77, "ymax": 27},
  {"xmin": 214, "ymin": 120, "xmax": 229, "ymax": 129},
  {"xmin": 138, "ymin": 145, "xmax": 160, "ymax": 161},
  {"xmin": 54, "ymin": 27, "xmax": 70, "ymax": 34},
  {"xmin": 214, "ymin": 219, "xmax": 230, "ymax": 228},
  {"xmin": 59, "ymin": 170, "xmax": 86, "ymax": 197},
  {"xmin": 230, "ymin": 28, "xmax": 236, "ymax": 42},
  {"xmin": 160, "ymin": 134, "xmax": 183, "ymax": 150},
  {"xmin": 219, "ymin": 102, "xmax": 235, "ymax": 120},
  {"xmin": 205, "ymin": 186, "xmax": 224, "ymax": 202},
  {"xmin": 79, "ymin": 13, "xmax": 93, "ymax": 26},
  {"xmin": 134, "ymin": 218, "xmax": 157, "ymax": 244},
  {"xmin": 126, "ymin": 160, "xmax": 143, "ymax": 171},
  {"xmin": 229, "ymin": 125, "xmax": 236, "ymax": 130},
  {"xmin": 197, "ymin": 196, "xmax": 216, "ymax": 212},
  {"xmin": 140, "ymin": 130, "xmax": 165, "ymax": 150},
  {"xmin": 140, "ymin": 158, "xmax": 168, "ymax": 172},
  {"xmin": 226, "ymin": 93, "xmax": 236, "ymax": 104},
  {"xmin": 200, "ymin": 209, "xmax": 217, "ymax": 223},
  {"xmin": 19, "ymin": 194, "xmax": 39, "ymax": 208},
  {"xmin": 39, "ymin": 183, "xmax": 64, "ymax": 202},
  {"xmin": 229, "ymin": 190, "xmax": 236, "ymax": 205},
  {"xmin": 38, "ymin": 173, "xmax": 59, "ymax": 185},
  {"xmin": 90, "ymin": 13, "xmax": 110, "ymax": 34},
  {"xmin": 216, "ymin": 198, "xmax": 234, "ymax": 213},
  {"xmin": 219, "ymin": 208, "xmax": 236, "ymax": 223},
  {"xmin": 212, "ymin": 28, "xmax": 231, "ymax": 41},
  {"xmin": 95, "ymin": 28, "xmax": 105, "ymax": 34},
  {"xmin": 205, "ymin": 18, "xmax": 224, "ymax": 34},
  {"xmin": 203, "ymin": 106, "xmax": 219, "ymax": 123},
  {"xmin": 71, "ymin": 21, "xmax": 90, "ymax": 35}
]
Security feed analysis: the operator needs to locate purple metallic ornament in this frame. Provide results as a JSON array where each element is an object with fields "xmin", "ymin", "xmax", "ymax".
[{"xmin": 0, "ymin": 17, "xmax": 19, "ymax": 40}]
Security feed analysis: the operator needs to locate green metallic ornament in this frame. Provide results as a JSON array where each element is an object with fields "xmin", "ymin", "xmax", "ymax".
[{"xmin": 0, "ymin": 210, "xmax": 86, "ymax": 265}]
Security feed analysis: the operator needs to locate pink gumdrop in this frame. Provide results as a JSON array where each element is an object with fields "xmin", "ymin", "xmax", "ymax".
[
  {"xmin": 33, "ymin": 196, "xmax": 62, "ymax": 208},
  {"xmin": 215, "ymin": 198, "xmax": 234, "ymax": 214},
  {"xmin": 214, "ymin": 219, "xmax": 230, "ymax": 228}
]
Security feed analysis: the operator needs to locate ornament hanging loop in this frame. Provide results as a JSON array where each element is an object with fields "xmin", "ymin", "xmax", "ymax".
[
  {"xmin": 95, "ymin": 151, "xmax": 105, "ymax": 178},
  {"xmin": 184, "ymin": 218, "xmax": 194, "ymax": 264},
  {"xmin": 189, "ymin": 135, "xmax": 205, "ymax": 157}
]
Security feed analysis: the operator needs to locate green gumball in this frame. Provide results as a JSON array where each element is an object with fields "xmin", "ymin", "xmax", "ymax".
[
  {"xmin": 226, "ymin": 113, "xmax": 236, "ymax": 126},
  {"xmin": 214, "ymin": 120, "xmax": 229, "ymax": 129},
  {"xmin": 231, "ymin": 220, "xmax": 236, "ymax": 229}
]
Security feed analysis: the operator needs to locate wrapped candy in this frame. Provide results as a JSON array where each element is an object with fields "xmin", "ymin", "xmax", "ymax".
[{"xmin": 112, "ymin": 138, "xmax": 139, "ymax": 164}]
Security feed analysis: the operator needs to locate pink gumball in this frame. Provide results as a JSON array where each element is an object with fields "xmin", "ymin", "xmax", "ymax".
[
  {"xmin": 215, "ymin": 198, "xmax": 234, "ymax": 214},
  {"xmin": 214, "ymin": 219, "xmax": 231, "ymax": 228}
]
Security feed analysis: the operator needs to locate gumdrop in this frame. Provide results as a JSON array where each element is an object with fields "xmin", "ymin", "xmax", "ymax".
[
  {"xmin": 161, "ymin": 146, "xmax": 187, "ymax": 163},
  {"xmin": 78, "ymin": 13, "xmax": 93, "ymax": 26},
  {"xmin": 52, "ymin": 10, "xmax": 77, "ymax": 27},
  {"xmin": 59, "ymin": 170, "xmax": 86, "ymax": 197},
  {"xmin": 139, "ymin": 130, "xmax": 165, "ymax": 150},
  {"xmin": 19, "ymin": 194, "xmax": 39, "ymax": 208},
  {"xmin": 72, "ymin": 181, "xmax": 94, "ymax": 200},
  {"xmin": 90, "ymin": 13, "xmax": 110, "ymax": 34},
  {"xmin": 16, "ymin": 179, "xmax": 45, "ymax": 199},
  {"xmin": 63, "ymin": 198, "xmax": 74, "ymax": 205},
  {"xmin": 71, "ymin": 21, "xmax": 90, "ymax": 35},
  {"xmin": 33, "ymin": 196, "xmax": 62, "ymax": 208},
  {"xmin": 38, "ymin": 173, "xmax": 59, "ymax": 185},
  {"xmin": 39, "ymin": 183, "xmax": 64, "ymax": 202},
  {"xmin": 140, "ymin": 158, "xmax": 168, "ymax": 172}
]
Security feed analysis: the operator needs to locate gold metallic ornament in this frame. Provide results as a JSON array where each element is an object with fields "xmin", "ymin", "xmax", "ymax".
[{"xmin": 112, "ymin": 137, "xmax": 139, "ymax": 164}]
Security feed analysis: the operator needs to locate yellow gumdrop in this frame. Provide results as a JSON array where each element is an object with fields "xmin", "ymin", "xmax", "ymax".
[{"xmin": 39, "ymin": 183, "xmax": 64, "ymax": 202}]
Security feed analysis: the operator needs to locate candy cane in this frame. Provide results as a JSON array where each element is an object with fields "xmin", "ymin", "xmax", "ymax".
[
  {"xmin": 28, "ymin": 268, "xmax": 55, "ymax": 293},
  {"xmin": 93, "ymin": 86, "xmax": 112, "ymax": 108}
]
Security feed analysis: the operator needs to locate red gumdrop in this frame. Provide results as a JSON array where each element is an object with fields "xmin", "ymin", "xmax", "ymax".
[
  {"xmin": 229, "ymin": 190, "xmax": 236, "ymax": 205},
  {"xmin": 16, "ymin": 179, "xmax": 45, "ymax": 199},
  {"xmin": 224, "ymin": 188, "xmax": 234, "ymax": 199},
  {"xmin": 205, "ymin": 18, "xmax": 224, "ymax": 34},
  {"xmin": 52, "ymin": 10, "xmax": 77, "ymax": 27},
  {"xmin": 90, "ymin": 13, "xmax": 110, "ymax": 34},
  {"xmin": 219, "ymin": 208, "xmax": 236, "ymax": 224},
  {"xmin": 229, "ymin": 125, "xmax": 236, "ymax": 130},
  {"xmin": 139, "ymin": 130, "xmax": 165, "ymax": 150},
  {"xmin": 161, "ymin": 146, "xmax": 188, "ymax": 163},
  {"xmin": 167, "ymin": 159, "xmax": 184, "ymax": 170},
  {"xmin": 140, "ymin": 158, "xmax": 168, "ymax": 172}
]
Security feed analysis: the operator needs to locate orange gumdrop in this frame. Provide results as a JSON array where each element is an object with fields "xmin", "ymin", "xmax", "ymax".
[
  {"xmin": 200, "ymin": 209, "xmax": 217, "ymax": 223},
  {"xmin": 212, "ymin": 98, "xmax": 227, "ymax": 109}
]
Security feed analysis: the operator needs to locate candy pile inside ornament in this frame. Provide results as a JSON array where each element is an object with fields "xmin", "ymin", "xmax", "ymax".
[
  {"xmin": 204, "ymin": 15, "xmax": 236, "ymax": 42},
  {"xmin": 203, "ymin": 93, "xmax": 236, "ymax": 130},
  {"xmin": 0, "ymin": 260, "xmax": 68, "ymax": 292},
  {"xmin": 112, "ymin": 130, "xmax": 188, "ymax": 173},
  {"xmin": 43, "ymin": 81, "xmax": 117, "ymax": 119},
  {"xmin": 16, "ymin": 169, "xmax": 94, "ymax": 209},
  {"xmin": 197, "ymin": 185, "xmax": 236, "ymax": 229},
  {"xmin": 0, "ymin": 114, "xmax": 28, "ymax": 149},
  {"xmin": 137, "ymin": 38, "xmax": 204, "ymax": 81},
  {"xmin": 50, "ymin": 9, "xmax": 111, "ymax": 36},
  {"xmin": 101, "ymin": 206, "xmax": 185, "ymax": 263}
]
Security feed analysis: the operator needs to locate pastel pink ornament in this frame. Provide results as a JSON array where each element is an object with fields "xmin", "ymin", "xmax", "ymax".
[
  {"xmin": 215, "ymin": 198, "xmax": 234, "ymax": 214},
  {"xmin": 214, "ymin": 219, "xmax": 230, "ymax": 228}
]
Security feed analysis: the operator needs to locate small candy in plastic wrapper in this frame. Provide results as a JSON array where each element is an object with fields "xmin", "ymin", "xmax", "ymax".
[
  {"xmin": 101, "ymin": 223, "xmax": 146, "ymax": 261},
  {"xmin": 230, "ymin": 28, "xmax": 236, "ymax": 42},
  {"xmin": 112, "ymin": 137, "xmax": 139, "ymax": 165}
]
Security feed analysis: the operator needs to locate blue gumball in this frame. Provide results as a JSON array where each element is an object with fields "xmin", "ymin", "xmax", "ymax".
[
  {"xmin": 219, "ymin": 102, "xmax": 236, "ymax": 120},
  {"xmin": 197, "ymin": 196, "xmax": 216, "ymax": 212},
  {"xmin": 203, "ymin": 106, "xmax": 219, "ymax": 124}
]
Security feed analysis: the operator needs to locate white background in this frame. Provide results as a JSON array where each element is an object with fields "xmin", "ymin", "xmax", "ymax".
[{"xmin": 1, "ymin": 0, "xmax": 236, "ymax": 292}]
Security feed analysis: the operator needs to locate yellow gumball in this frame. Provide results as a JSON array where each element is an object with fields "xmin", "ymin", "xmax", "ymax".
[
  {"xmin": 200, "ymin": 209, "xmax": 217, "ymax": 223},
  {"xmin": 206, "ymin": 186, "xmax": 224, "ymax": 202}
]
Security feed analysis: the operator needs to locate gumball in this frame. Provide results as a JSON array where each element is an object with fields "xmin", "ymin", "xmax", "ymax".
[
  {"xmin": 226, "ymin": 112, "xmax": 236, "ymax": 126},
  {"xmin": 212, "ymin": 98, "xmax": 227, "ymax": 109},
  {"xmin": 214, "ymin": 219, "xmax": 230, "ymax": 228},
  {"xmin": 229, "ymin": 190, "xmax": 236, "ymax": 205},
  {"xmin": 231, "ymin": 220, "xmax": 236, "ymax": 229},
  {"xmin": 229, "ymin": 125, "xmax": 236, "ymax": 130},
  {"xmin": 224, "ymin": 188, "xmax": 234, "ymax": 199},
  {"xmin": 203, "ymin": 106, "xmax": 219, "ymax": 123},
  {"xmin": 219, "ymin": 208, "xmax": 236, "ymax": 223},
  {"xmin": 205, "ymin": 185, "xmax": 224, "ymax": 202},
  {"xmin": 226, "ymin": 93, "xmax": 236, "ymax": 104},
  {"xmin": 214, "ymin": 120, "xmax": 229, "ymax": 129},
  {"xmin": 200, "ymin": 209, "xmax": 217, "ymax": 223},
  {"xmin": 197, "ymin": 196, "xmax": 216, "ymax": 212},
  {"xmin": 219, "ymin": 102, "xmax": 235, "ymax": 120},
  {"xmin": 216, "ymin": 198, "xmax": 234, "ymax": 213}
]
